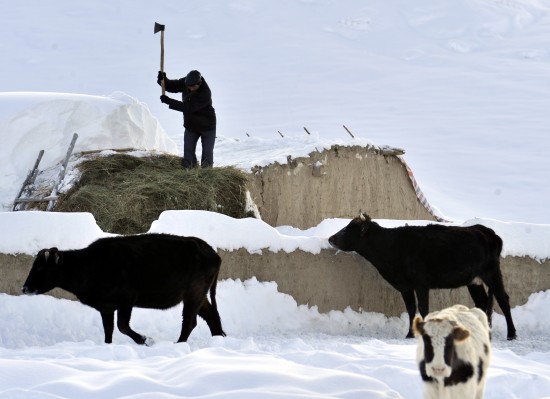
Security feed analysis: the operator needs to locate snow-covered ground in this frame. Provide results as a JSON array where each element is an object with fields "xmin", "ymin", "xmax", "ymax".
[
  {"xmin": 1, "ymin": 1, "xmax": 550, "ymax": 398},
  {"xmin": 3, "ymin": 282, "xmax": 550, "ymax": 399},
  {"xmin": 1, "ymin": 211, "xmax": 550, "ymax": 398}
]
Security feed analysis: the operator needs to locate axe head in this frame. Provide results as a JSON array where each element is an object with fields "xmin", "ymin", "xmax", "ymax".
[{"xmin": 154, "ymin": 22, "xmax": 165, "ymax": 34}]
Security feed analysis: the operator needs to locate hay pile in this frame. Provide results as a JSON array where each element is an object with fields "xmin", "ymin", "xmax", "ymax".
[{"xmin": 55, "ymin": 153, "xmax": 250, "ymax": 234}]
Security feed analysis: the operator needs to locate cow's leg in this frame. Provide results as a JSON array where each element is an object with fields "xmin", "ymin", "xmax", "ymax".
[
  {"xmin": 116, "ymin": 306, "xmax": 148, "ymax": 345},
  {"xmin": 484, "ymin": 270, "xmax": 517, "ymax": 340},
  {"xmin": 400, "ymin": 290, "xmax": 417, "ymax": 338},
  {"xmin": 415, "ymin": 287, "xmax": 430, "ymax": 319},
  {"xmin": 467, "ymin": 283, "xmax": 489, "ymax": 311},
  {"xmin": 100, "ymin": 310, "xmax": 115, "ymax": 344},
  {"xmin": 198, "ymin": 298, "xmax": 226, "ymax": 337},
  {"xmin": 177, "ymin": 296, "xmax": 204, "ymax": 343},
  {"xmin": 468, "ymin": 283, "xmax": 493, "ymax": 326}
]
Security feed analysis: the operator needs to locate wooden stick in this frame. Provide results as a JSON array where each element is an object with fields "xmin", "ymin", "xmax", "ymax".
[
  {"xmin": 14, "ymin": 196, "xmax": 58, "ymax": 204},
  {"xmin": 343, "ymin": 124, "xmax": 355, "ymax": 138},
  {"xmin": 160, "ymin": 30, "xmax": 166, "ymax": 96},
  {"xmin": 47, "ymin": 133, "xmax": 78, "ymax": 211},
  {"xmin": 12, "ymin": 149, "xmax": 44, "ymax": 211}
]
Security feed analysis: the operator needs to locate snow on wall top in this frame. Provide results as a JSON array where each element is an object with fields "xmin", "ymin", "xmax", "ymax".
[{"xmin": 0, "ymin": 210, "xmax": 548, "ymax": 261}]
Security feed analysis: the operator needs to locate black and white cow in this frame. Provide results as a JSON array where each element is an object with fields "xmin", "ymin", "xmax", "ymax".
[
  {"xmin": 22, "ymin": 233, "xmax": 225, "ymax": 345},
  {"xmin": 328, "ymin": 213, "xmax": 516, "ymax": 340},
  {"xmin": 413, "ymin": 305, "xmax": 491, "ymax": 399}
]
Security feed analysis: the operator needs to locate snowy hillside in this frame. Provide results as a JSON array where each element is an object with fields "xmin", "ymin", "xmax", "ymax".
[{"xmin": 2, "ymin": 0, "xmax": 549, "ymax": 223}]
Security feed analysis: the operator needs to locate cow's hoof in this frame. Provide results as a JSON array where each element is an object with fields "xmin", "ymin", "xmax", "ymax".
[{"xmin": 144, "ymin": 337, "xmax": 155, "ymax": 346}]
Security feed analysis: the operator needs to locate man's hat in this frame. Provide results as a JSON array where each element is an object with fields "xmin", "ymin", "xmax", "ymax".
[{"xmin": 185, "ymin": 70, "xmax": 202, "ymax": 86}]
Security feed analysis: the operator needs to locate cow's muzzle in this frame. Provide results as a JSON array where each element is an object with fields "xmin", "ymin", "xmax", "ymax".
[
  {"xmin": 328, "ymin": 235, "xmax": 339, "ymax": 248},
  {"xmin": 22, "ymin": 286, "xmax": 37, "ymax": 295}
]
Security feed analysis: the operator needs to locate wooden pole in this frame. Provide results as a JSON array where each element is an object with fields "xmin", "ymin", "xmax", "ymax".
[
  {"xmin": 47, "ymin": 133, "xmax": 78, "ymax": 211},
  {"xmin": 12, "ymin": 149, "xmax": 44, "ymax": 211},
  {"xmin": 160, "ymin": 30, "xmax": 166, "ymax": 96},
  {"xmin": 343, "ymin": 124, "xmax": 355, "ymax": 138}
]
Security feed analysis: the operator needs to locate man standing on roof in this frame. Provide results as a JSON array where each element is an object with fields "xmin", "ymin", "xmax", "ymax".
[{"xmin": 157, "ymin": 70, "xmax": 216, "ymax": 168}]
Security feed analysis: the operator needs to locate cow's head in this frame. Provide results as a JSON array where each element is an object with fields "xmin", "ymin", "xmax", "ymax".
[
  {"xmin": 413, "ymin": 316, "xmax": 471, "ymax": 380},
  {"xmin": 22, "ymin": 248, "xmax": 64, "ymax": 295},
  {"xmin": 328, "ymin": 212, "xmax": 373, "ymax": 251}
]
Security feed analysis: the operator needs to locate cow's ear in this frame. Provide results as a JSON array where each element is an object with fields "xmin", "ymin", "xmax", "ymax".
[
  {"xmin": 452, "ymin": 326, "xmax": 470, "ymax": 343},
  {"xmin": 41, "ymin": 249, "xmax": 50, "ymax": 261},
  {"xmin": 360, "ymin": 219, "xmax": 372, "ymax": 236},
  {"xmin": 359, "ymin": 212, "xmax": 371, "ymax": 222},
  {"xmin": 48, "ymin": 248, "xmax": 63, "ymax": 265},
  {"xmin": 413, "ymin": 316, "xmax": 425, "ymax": 336}
]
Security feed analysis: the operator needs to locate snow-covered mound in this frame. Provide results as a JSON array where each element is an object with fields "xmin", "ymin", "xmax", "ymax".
[{"xmin": 0, "ymin": 92, "xmax": 178, "ymax": 210}]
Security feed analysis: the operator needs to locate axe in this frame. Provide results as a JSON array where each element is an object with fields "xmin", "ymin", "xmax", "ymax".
[{"xmin": 154, "ymin": 22, "xmax": 166, "ymax": 95}]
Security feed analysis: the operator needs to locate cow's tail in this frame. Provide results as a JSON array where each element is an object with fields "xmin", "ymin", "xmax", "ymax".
[
  {"xmin": 209, "ymin": 269, "xmax": 220, "ymax": 311},
  {"xmin": 492, "ymin": 231, "xmax": 504, "ymax": 260},
  {"xmin": 485, "ymin": 227, "xmax": 502, "ymax": 328},
  {"xmin": 479, "ymin": 225, "xmax": 503, "ymax": 262},
  {"xmin": 486, "ymin": 287, "xmax": 495, "ymax": 327},
  {"xmin": 208, "ymin": 268, "xmax": 226, "ymax": 337}
]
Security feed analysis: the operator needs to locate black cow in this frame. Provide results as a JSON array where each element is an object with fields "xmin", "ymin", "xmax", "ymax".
[
  {"xmin": 328, "ymin": 213, "xmax": 516, "ymax": 340},
  {"xmin": 22, "ymin": 233, "xmax": 225, "ymax": 345}
]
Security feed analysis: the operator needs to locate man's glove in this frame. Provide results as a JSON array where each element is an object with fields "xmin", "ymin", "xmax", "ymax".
[
  {"xmin": 160, "ymin": 95, "xmax": 172, "ymax": 105},
  {"xmin": 157, "ymin": 71, "xmax": 166, "ymax": 85}
]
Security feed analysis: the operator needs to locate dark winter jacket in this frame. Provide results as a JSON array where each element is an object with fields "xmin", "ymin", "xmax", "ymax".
[{"xmin": 162, "ymin": 76, "xmax": 216, "ymax": 132}]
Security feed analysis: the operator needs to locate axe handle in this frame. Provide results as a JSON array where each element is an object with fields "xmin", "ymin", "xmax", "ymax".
[{"xmin": 160, "ymin": 30, "xmax": 165, "ymax": 95}]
